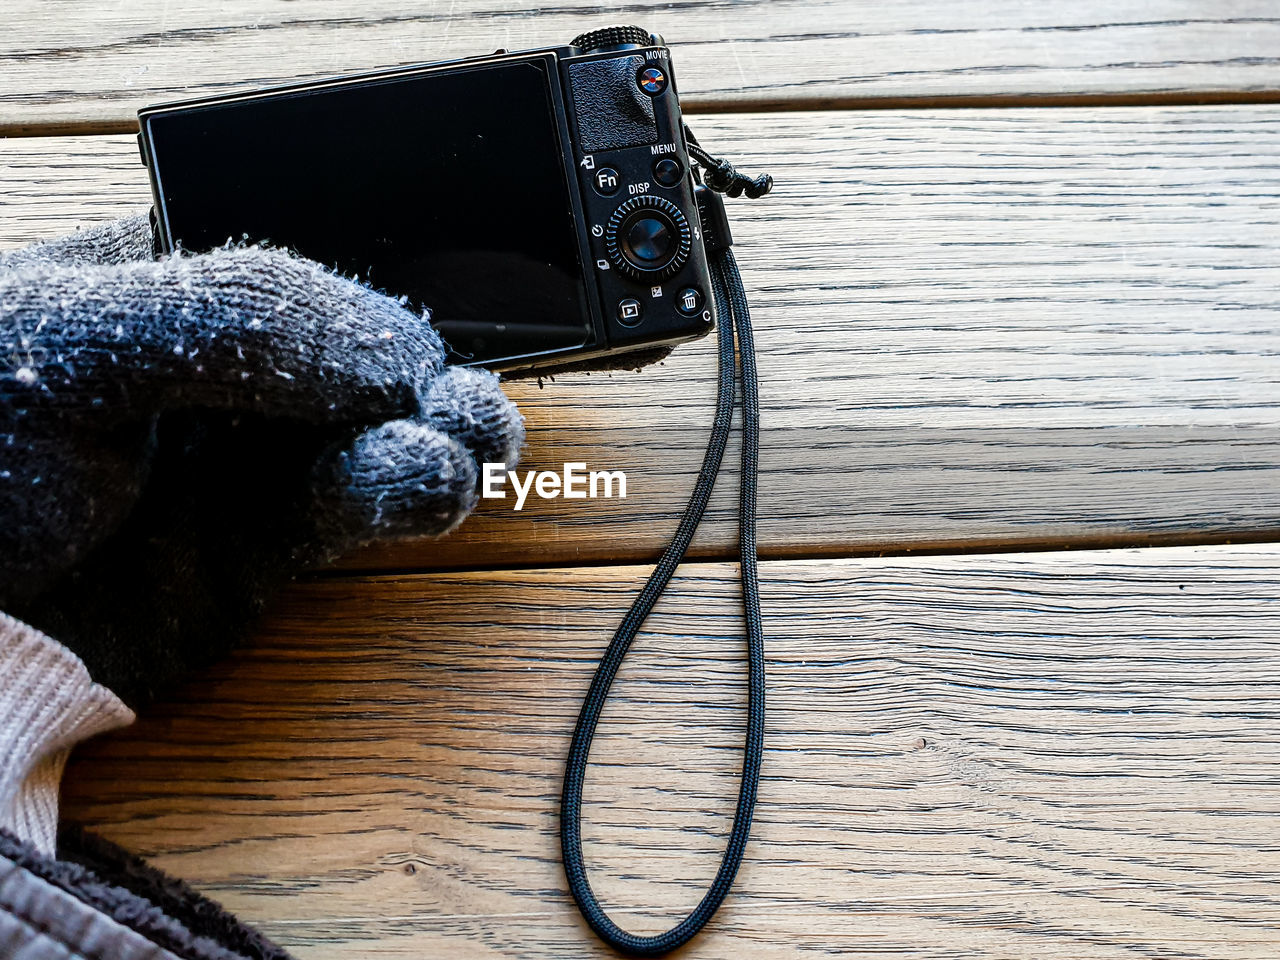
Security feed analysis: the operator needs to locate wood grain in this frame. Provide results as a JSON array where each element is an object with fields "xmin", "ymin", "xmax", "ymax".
[
  {"xmin": 2, "ymin": 2, "xmax": 1280, "ymax": 132},
  {"xmin": 62, "ymin": 545, "xmax": 1280, "ymax": 959},
  {"xmin": 4, "ymin": 108, "xmax": 1277, "ymax": 568}
]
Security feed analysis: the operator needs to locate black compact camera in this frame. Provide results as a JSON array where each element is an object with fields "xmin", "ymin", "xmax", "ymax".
[{"xmin": 137, "ymin": 26, "xmax": 719, "ymax": 371}]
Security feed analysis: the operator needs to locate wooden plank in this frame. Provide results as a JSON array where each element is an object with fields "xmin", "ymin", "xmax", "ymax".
[
  {"xmin": 3, "ymin": 108, "xmax": 1278, "ymax": 567},
  {"xmin": 62, "ymin": 545, "xmax": 1280, "ymax": 959},
  {"xmin": 3, "ymin": 2, "xmax": 1280, "ymax": 132}
]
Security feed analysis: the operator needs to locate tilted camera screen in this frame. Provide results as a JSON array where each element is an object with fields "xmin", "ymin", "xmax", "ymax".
[{"xmin": 144, "ymin": 59, "xmax": 591, "ymax": 367}]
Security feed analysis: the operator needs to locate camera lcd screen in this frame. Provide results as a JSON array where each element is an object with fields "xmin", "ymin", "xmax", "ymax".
[{"xmin": 144, "ymin": 58, "xmax": 592, "ymax": 367}]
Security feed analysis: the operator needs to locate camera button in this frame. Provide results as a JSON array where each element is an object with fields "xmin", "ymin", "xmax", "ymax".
[
  {"xmin": 653, "ymin": 157, "xmax": 683, "ymax": 187},
  {"xmin": 676, "ymin": 287, "xmax": 704, "ymax": 317},
  {"xmin": 625, "ymin": 216, "xmax": 673, "ymax": 263},
  {"xmin": 617, "ymin": 299, "xmax": 643, "ymax": 326},
  {"xmin": 593, "ymin": 167, "xmax": 621, "ymax": 196},
  {"xmin": 637, "ymin": 66, "xmax": 668, "ymax": 96},
  {"xmin": 604, "ymin": 195, "xmax": 692, "ymax": 282}
]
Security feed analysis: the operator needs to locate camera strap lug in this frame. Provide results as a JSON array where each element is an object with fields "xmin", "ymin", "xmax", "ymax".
[{"xmin": 695, "ymin": 185, "xmax": 734, "ymax": 255}]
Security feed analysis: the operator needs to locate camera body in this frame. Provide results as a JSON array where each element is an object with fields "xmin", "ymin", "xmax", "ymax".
[{"xmin": 137, "ymin": 26, "xmax": 716, "ymax": 371}]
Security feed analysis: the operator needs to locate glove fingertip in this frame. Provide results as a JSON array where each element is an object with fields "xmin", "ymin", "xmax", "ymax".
[
  {"xmin": 310, "ymin": 419, "xmax": 479, "ymax": 558},
  {"xmin": 0, "ymin": 213, "xmax": 155, "ymax": 269},
  {"xmin": 420, "ymin": 367, "xmax": 525, "ymax": 469}
]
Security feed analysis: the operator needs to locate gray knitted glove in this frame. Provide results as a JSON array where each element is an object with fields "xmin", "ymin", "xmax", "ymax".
[{"xmin": 0, "ymin": 215, "xmax": 523, "ymax": 704}]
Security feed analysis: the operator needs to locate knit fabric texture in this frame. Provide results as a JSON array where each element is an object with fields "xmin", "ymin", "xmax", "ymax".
[
  {"xmin": 0, "ymin": 215, "xmax": 524, "ymax": 705},
  {"xmin": 0, "ymin": 614, "xmax": 134, "ymax": 854}
]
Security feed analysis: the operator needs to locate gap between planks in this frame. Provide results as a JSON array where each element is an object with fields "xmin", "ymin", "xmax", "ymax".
[
  {"xmin": 6, "ymin": 89, "xmax": 1280, "ymax": 140},
  {"xmin": 4, "ymin": 0, "xmax": 1280, "ymax": 128}
]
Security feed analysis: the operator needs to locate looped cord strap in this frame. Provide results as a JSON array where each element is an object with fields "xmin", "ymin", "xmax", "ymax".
[
  {"xmin": 687, "ymin": 143, "xmax": 774, "ymax": 199},
  {"xmin": 559, "ymin": 243, "xmax": 765, "ymax": 956}
]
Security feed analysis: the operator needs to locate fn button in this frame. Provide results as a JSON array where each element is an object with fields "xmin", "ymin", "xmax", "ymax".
[{"xmin": 593, "ymin": 167, "xmax": 621, "ymax": 196}]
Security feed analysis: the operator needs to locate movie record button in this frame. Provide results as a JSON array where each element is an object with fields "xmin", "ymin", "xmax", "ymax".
[
  {"xmin": 676, "ymin": 287, "xmax": 704, "ymax": 316},
  {"xmin": 653, "ymin": 157, "xmax": 683, "ymax": 187},
  {"xmin": 593, "ymin": 167, "xmax": 621, "ymax": 196},
  {"xmin": 637, "ymin": 66, "xmax": 668, "ymax": 96},
  {"xmin": 617, "ymin": 298, "xmax": 643, "ymax": 326}
]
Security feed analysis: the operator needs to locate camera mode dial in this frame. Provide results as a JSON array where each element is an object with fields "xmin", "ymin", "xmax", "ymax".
[
  {"xmin": 571, "ymin": 26, "xmax": 654, "ymax": 53},
  {"xmin": 604, "ymin": 195, "xmax": 692, "ymax": 282}
]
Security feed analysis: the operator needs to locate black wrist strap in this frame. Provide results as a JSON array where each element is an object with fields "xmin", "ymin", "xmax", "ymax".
[{"xmin": 560, "ymin": 171, "xmax": 767, "ymax": 953}]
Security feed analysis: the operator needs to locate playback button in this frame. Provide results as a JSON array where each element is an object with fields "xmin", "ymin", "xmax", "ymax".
[{"xmin": 617, "ymin": 299, "xmax": 643, "ymax": 326}]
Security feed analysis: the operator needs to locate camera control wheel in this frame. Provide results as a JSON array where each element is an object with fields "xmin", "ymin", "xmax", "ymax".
[
  {"xmin": 604, "ymin": 195, "xmax": 692, "ymax": 282},
  {"xmin": 571, "ymin": 26, "xmax": 654, "ymax": 53}
]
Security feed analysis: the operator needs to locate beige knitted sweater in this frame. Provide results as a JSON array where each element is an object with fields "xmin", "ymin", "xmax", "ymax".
[{"xmin": 0, "ymin": 613, "xmax": 134, "ymax": 853}]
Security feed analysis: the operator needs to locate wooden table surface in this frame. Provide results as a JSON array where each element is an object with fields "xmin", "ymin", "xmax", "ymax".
[{"xmin": 3, "ymin": 3, "xmax": 1279, "ymax": 958}]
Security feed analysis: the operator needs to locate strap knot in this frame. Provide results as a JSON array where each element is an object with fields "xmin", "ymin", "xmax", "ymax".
[{"xmin": 687, "ymin": 141, "xmax": 774, "ymax": 200}]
